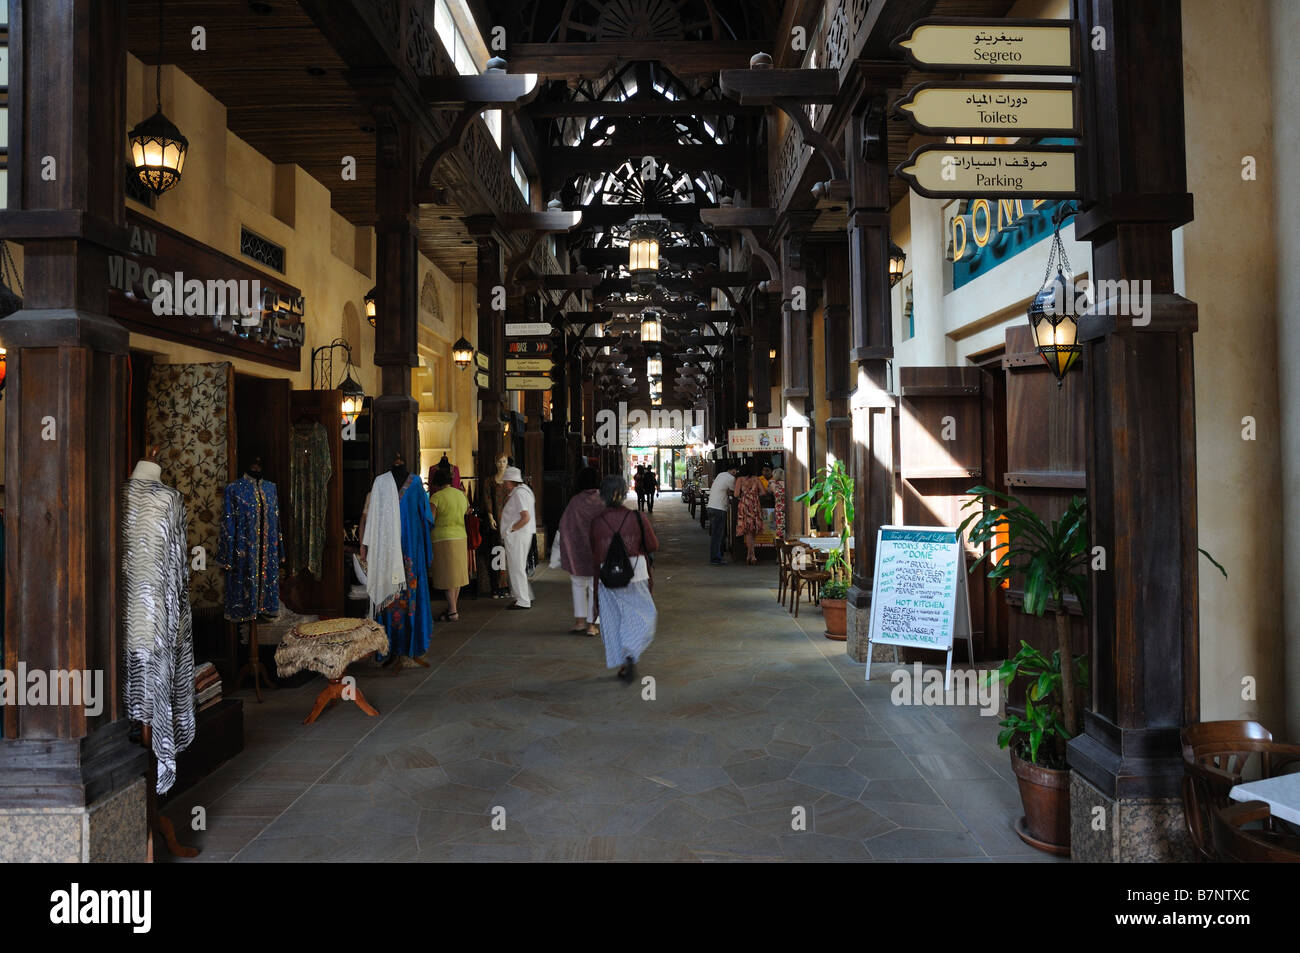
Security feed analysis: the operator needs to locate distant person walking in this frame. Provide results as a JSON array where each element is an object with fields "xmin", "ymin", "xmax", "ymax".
[
  {"xmin": 734, "ymin": 462, "xmax": 763, "ymax": 565},
  {"xmin": 707, "ymin": 461, "xmax": 738, "ymax": 565},
  {"xmin": 590, "ymin": 475, "xmax": 660, "ymax": 683},
  {"xmin": 555, "ymin": 466, "xmax": 604, "ymax": 636},
  {"xmin": 428, "ymin": 467, "xmax": 469, "ymax": 621},
  {"xmin": 500, "ymin": 467, "xmax": 535, "ymax": 610},
  {"xmin": 634, "ymin": 465, "xmax": 648, "ymax": 512}
]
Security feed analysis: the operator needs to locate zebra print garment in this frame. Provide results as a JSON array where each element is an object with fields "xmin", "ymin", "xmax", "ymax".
[{"xmin": 121, "ymin": 475, "xmax": 196, "ymax": 795}]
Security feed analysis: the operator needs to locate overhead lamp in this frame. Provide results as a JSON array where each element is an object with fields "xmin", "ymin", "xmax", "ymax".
[
  {"xmin": 746, "ymin": 398, "xmax": 754, "ymax": 410},
  {"xmin": 628, "ymin": 226, "xmax": 660, "ymax": 290},
  {"xmin": 364, "ymin": 286, "xmax": 377, "ymax": 328},
  {"xmin": 640, "ymin": 312, "xmax": 662, "ymax": 344},
  {"xmin": 888, "ymin": 242, "xmax": 907, "ymax": 288},
  {"xmin": 768, "ymin": 347, "xmax": 777, "ymax": 360},
  {"xmin": 452, "ymin": 263, "xmax": 474, "ymax": 369},
  {"xmin": 128, "ymin": 0, "xmax": 189, "ymax": 195},
  {"xmin": 1028, "ymin": 271, "xmax": 1081, "ymax": 385},
  {"xmin": 647, "ymin": 356, "xmax": 663, "ymax": 378}
]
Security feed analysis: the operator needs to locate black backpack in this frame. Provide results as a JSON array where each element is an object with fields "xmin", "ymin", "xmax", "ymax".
[{"xmin": 598, "ymin": 511, "xmax": 635, "ymax": 589}]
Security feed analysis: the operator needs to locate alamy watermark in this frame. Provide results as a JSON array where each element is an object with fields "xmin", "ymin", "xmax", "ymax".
[
  {"xmin": 594, "ymin": 401, "xmax": 705, "ymax": 446},
  {"xmin": 1043, "ymin": 276, "xmax": 1154, "ymax": 326},
  {"xmin": 890, "ymin": 662, "xmax": 1000, "ymax": 717},
  {"xmin": 0, "ymin": 664, "xmax": 105, "ymax": 716}
]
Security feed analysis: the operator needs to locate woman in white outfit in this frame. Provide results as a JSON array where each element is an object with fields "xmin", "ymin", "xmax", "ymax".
[{"xmin": 500, "ymin": 466, "xmax": 535, "ymax": 610}]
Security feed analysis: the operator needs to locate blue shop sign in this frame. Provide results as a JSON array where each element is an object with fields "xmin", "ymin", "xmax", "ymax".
[
  {"xmin": 951, "ymin": 197, "xmax": 1075, "ymax": 290},
  {"xmin": 950, "ymin": 136, "xmax": 1077, "ymax": 291}
]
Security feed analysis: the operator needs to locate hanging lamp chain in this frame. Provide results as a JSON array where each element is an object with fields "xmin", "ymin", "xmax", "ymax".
[{"xmin": 155, "ymin": 0, "xmax": 164, "ymax": 110}]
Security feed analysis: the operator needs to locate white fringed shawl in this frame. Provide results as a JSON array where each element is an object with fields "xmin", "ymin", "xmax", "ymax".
[
  {"xmin": 121, "ymin": 462, "xmax": 195, "ymax": 794},
  {"xmin": 363, "ymin": 471, "xmax": 406, "ymax": 617}
]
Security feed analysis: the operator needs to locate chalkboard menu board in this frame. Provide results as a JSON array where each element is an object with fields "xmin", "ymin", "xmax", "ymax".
[{"xmin": 865, "ymin": 526, "xmax": 975, "ymax": 687}]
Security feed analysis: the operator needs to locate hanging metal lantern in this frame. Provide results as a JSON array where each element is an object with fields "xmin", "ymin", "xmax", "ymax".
[
  {"xmin": 452, "ymin": 337, "xmax": 475, "ymax": 369},
  {"xmin": 1028, "ymin": 204, "xmax": 1082, "ymax": 386},
  {"xmin": 1028, "ymin": 270, "xmax": 1081, "ymax": 384},
  {"xmin": 128, "ymin": 0, "xmax": 189, "ymax": 195}
]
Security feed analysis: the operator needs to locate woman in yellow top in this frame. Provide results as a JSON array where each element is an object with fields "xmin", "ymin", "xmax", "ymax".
[{"xmin": 429, "ymin": 467, "xmax": 469, "ymax": 621}]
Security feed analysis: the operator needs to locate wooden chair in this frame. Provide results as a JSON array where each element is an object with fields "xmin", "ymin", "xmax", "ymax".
[
  {"xmin": 790, "ymin": 549, "xmax": 832, "ymax": 619},
  {"xmin": 1180, "ymin": 720, "xmax": 1300, "ymax": 860},
  {"xmin": 775, "ymin": 539, "xmax": 794, "ymax": 605},
  {"xmin": 1210, "ymin": 800, "xmax": 1300, "ymax": 863}
]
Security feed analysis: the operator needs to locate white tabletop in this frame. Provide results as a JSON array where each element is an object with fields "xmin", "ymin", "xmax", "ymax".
[
  {"xmin": 795, "ymin": 536, "xmax": 855, "ymax": 551},
  {"xmin": 1229, "ymin": 773, "xmax": 1300, "ymax": 826}
]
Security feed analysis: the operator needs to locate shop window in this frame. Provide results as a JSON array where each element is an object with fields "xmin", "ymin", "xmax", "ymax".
[
  {"xmin": 902, "ymin": 279, "xmax": 915, "ymax": 342},
  {"xmin": 240, "ymin": 227, "xmax": 285, "ymax": 274}
]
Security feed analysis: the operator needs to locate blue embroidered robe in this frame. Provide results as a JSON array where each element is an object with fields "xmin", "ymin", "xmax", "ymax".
[
  {"xmin": 217, "ymin": 477, "xmax": 284, "ymax": 622},
  {"xmin": 379, "ymin": 475, "xmax": 434, "ymax": 659}
]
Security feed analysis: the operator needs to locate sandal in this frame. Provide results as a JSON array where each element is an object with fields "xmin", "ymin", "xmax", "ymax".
[
  {"xmin": 568, "ymin": 625, "xmax": 587, "ymax": 634},
  {"xmin": 436, "ymin": 611, "xmax": 460, "ymax": 622},
  {"xmin": 586, "ymin": 626, "xmax": 599, "ymax": 637}
]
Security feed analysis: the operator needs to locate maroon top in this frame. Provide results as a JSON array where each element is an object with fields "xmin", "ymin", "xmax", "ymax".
[
  {"xmin": 557, "ymin": 488, "xmax": 607, "ymax": 577},
  {"xmin": 590, "ymin": 506, "xmax": 660, "ymax": 567}
]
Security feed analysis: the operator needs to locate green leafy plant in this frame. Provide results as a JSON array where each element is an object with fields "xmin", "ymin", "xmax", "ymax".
[
  {"xmin": 986, "ymin": 641, "xmax": 1090, "ymax": 767},
  {"xmin": 820, "ymin": 580, "xmax": 850, "ymax": 600},
  {"xmin": 958, "ymin": 487, "xmax": 1089, "ymax": 745},
  {"xmin": 796, "ymin": 462, "xmax": 855, "ymax": 584}
]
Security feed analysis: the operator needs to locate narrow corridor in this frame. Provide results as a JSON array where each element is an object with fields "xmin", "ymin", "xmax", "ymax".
[{"xmin": 164, "ymin": 493, "xmax": 1052, "ymax": 862}]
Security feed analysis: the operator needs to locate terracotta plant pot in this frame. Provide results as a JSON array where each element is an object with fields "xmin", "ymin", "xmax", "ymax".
[
  {"xmin": 1010, "ymin": 750, "xmax": 1071, "ymax": 855},
  {"xmin": 821, "ymin": 597, "xmax": 847, "ymax": 641}
]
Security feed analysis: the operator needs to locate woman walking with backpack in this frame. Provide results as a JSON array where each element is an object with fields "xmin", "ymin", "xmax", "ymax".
[{"xmin": 590, "ymin": 474, "xmax": 660, "ymax": 683}]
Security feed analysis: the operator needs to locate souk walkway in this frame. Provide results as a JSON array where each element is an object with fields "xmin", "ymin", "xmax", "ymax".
[{"xmin": 163, "ymin": 492, "xmax": 1054, "ymax": 862}]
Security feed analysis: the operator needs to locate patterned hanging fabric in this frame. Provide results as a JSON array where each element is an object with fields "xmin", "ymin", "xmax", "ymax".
[
  {"xmin": 289, "ymin": 421, "xmax": 332, "ymax": 580},
  {"xmin": 121, "ymin": 466, "xmax": 196, "ymax": 794}
]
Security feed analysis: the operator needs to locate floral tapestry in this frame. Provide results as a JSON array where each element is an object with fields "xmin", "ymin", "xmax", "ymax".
[{"xmin": 146, "ymin": 362, "xmax": 235, "ymax": 610}]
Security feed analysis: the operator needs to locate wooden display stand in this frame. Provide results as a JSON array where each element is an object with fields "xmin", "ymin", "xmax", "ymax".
[{"xmin": 231, "ymin": 619, "xmax": 276, "ymax": 702}]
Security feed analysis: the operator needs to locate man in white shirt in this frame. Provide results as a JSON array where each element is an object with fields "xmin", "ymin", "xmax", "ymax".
[
  {"xmin": 707, "ymin": 462, "xmax": 738, "ymax": 565},
  {"xmin": 500, "ymin": 467, "xmax": 536, "ymax": 609}
]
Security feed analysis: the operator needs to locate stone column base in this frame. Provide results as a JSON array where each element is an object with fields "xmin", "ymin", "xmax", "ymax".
[
  {"xmin": 0, "ymin": 776, "xmax": 147, "ymax": 863},
  {"xmin": 846, "ymin": 603, "xmax": 900, "ymax": 666},
  {"xmin": 1069, "ymin": 772, "xmax": 1196, "ymax": 862}
]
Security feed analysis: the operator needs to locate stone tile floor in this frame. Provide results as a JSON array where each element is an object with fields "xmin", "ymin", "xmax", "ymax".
[{"xmin": 162, "ymin": 492, "xmax": 1059, "ymax": 863}]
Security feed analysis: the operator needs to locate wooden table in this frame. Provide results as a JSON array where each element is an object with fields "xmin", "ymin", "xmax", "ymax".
[{"xmin": 1230, "ymin": 773, "xmax": 1300, "ymax": 826}]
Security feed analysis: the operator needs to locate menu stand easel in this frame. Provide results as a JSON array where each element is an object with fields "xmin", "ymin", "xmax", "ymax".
[{"xmin": 141, "ymin": 723, "xmax": 199, "ymax": 860}]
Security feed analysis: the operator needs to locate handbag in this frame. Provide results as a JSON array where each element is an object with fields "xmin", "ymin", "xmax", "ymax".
[{"xmin": 598, "ymin": 511, "xmax": 635, "ymax": 589}]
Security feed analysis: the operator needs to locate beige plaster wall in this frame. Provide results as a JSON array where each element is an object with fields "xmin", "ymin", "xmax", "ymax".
[
  {"xmin": 1269, "ymin": 0, "xmax": 1300, "ymax": 739},
  {"xmin": 1182, "ymin": 0, "xmax": 1286, "ymax": 731}
]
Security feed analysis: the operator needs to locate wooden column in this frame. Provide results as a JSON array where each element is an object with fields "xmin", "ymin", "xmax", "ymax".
[
  {"xmin": 0, "ymin": 0, "xmax": 148, "ymax": 834},
  {"xmin": 750, "ymin": 306, "xmax": 772, "ymax": 420},
  {"xmin": 370, "ymin": 106, "xmax": 420, "ymax": 473},
  {"xmin": 823, "ymin": 242, "xmax": 853, "ymax": 470},
  {"xmin": 524, "ymin": 387, "xmax": 545, "ymax": 531},
  {"xmin": 781, "ymin": 235, "xmax": 811, "ymax": 535},
  {"xmin": 845, "ymin": 95, "xmax": 897, "ymax": 662},
  {"xmin": 470, "ymin": 223, "xmax": 504, "ymax": 593},
  {"xmin": 1066, "ymin": 0, "xmax": 1199, "ymax": 862}
]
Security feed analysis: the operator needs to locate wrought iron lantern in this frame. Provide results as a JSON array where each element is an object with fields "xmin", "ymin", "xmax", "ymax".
[
  {"xmin": 128, "ymin": 0, "xmax": 189, "ymax": 195},
  {"xmin": 888, "ymin": 242, "xmax": 906, "ymax": 287}
]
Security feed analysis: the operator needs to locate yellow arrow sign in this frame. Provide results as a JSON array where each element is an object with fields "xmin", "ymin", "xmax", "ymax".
[
  {"xmin": 896, "ymin": 82, "xmax": 1077, "ymax": 136},
  {"xmin": 893, "ymin": 18, "xmax": 1079, "ymax": 74},
  {"xmin": 896, "ymin": 145, "xmax": 1078, "ymax": 199}
]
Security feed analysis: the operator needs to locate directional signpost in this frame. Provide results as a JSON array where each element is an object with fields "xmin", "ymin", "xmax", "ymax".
[
  {"xmin": 505, "ymin": 339, "xmax": 552, "ymax": 355},
  {"xmin": 505, "ymin": 322, "xmax": 552, "ymax": 337},
  {"xmin": 506, "ymin": 375, "xmax": 553, "ymax": 390},
  {"xmin": 506, "ymin": 357, "xmax": 554, "ymax": 373},
  {"xmin": 892, "ymin": 17, "xmax": 1082, "ymax": 202},
  {"xmin": 896, "ymin": 145, "xmax": 1077, "ymax": 200},
  {"xmin": 895, "ymin": 82, "xmax": 1078, "ymax": 136},
  {"xmin": 892, "ymin": 18, "xmax": 1079, "ymax": 74},
  {"xmin": 475, "ymin": 371, "xmax": 489, "ymax": 389}
]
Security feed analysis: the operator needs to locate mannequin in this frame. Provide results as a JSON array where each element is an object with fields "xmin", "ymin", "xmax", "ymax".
[
  {"xmin": 218, "ymin": 453, "xmax": 284, "ymax": 700},
  {"xmin": 363, "ymin": 446, "xmax": 433, "ymax": 671},
  {"xmin": 490, "ymin": 453, "xmax": 511, "ymax": 598},
  {"xmin": 121, "ymin": 443, "xmax": 197, "ymax": 857}
]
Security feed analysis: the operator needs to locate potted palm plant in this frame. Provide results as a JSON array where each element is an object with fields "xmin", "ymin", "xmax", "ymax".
[
  {"xmin": 958, "ymin": 488, "xmax": 1088, "ymax": 855},
  {"xmin": 796, "ymin": 462, "xmax": 854, "ymax": 639}
]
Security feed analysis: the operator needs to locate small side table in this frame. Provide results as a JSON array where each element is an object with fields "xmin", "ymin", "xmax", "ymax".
[{"xmin": 274, "ymin": 618, "xmax": 389, "ymax": 725}]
